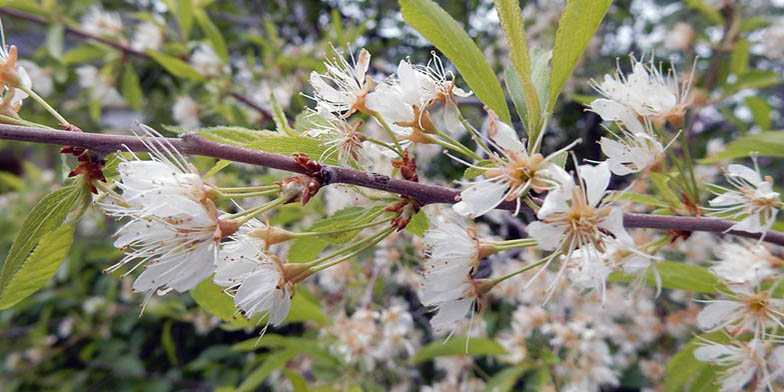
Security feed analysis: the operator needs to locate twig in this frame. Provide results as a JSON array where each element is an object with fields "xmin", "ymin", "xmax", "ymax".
[
  {"xmin": 0, "ymin": 7, "xmax": 272, "ymax": 121},
  {"xmin": 2, "ymin": 124, "xmax": 784, "ymax": 246}
]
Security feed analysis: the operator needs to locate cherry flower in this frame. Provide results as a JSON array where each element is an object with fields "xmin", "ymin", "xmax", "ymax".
[
  {"xmin": 711, "ymin": 240, "xmax": 781, "ymax": 285},
  {"xmin": 303, "ymin": 112, "xmax": 366, "ymax": 166},
  {"xmin": 421, "ymin": 276, "xmax": 489, "ymax": 336},
  {"xmin": 172, "ymin": 96, "xmax": 201, "ymax": 128},
  {"xmin": 366, "ymin": 56, "xmax": 470, "ymax": 141},
  {"xmin": 101, "ymin": 129, "xmax": 237, "ymax": 307},
  {"xmin": 707, "ymin": 163, "xmax": 782, "ymax": 235},
  {"xmin": 694, "ymin": 339, "xmax": 778, "ymax": 392},
  {"xmin": 421, "ymin": 218, "xmax": 486, "ymax": 285},
  {"xmin": 696, "ymin": 282, "xmax": 784, "ymax": 340},
  {"xmin": 0, "ymin": 44, "xmax": 30, "ymax": 117},
  {"xmin": 591, "ymin": 55, "xmax": 693, "ymax": 125},
  {"xmin": 309, "ymin": 47, "xmax": 372, "ymax": 117},
  {"xmin": 598, "ymin": 119, "xmax": 665, "ymax": 176},
  {"xmin": 191, "ymin": 43, "xmax": 226, "ymax": 77},
  {"xmin": 80, "ymin": 5, "xmax": 124, "ymax": 37},
  {"xmin": 527, "ymin": 162, "xmax": 634, "ymax": 297},
  {"xmin": 453, "ymin": 116, "xmax": 573, "ymax": 217}
]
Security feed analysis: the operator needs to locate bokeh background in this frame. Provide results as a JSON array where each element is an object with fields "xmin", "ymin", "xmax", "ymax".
[{"xmin": 1, "ymin": 0, "xmax": 783, "ymax": 390}]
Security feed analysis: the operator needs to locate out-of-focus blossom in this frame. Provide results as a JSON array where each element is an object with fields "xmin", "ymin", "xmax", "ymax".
[
  {"xmin": 172, "ymin": 95, "xmax": 201, "ymax": 128},
  {"xmin": 707, "ymin": 163, "xmax": 782, "ymax": 234},
  {"xmin": 81, "ymin": 5, "xmax": 123, "ymax": 37}
]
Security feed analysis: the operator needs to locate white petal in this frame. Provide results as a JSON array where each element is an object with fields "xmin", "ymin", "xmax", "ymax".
[
  {"xmin": 696, "ymin": 301, "xmax": 743, "ymax": 331},
  {"xmin": 579, "ymin": 162, "xmax": 611, "ymax": 207},
  {"xmin": 727, "ymin": 164, "xmax": 762, "ymax": 184},
  {"xmin": 430, "ymin": 297, "xmax": 473, "ymax": 333},
  {"xmin": 453, "ymin": 181, "xmax": 509, "ymax": 218},
  {"xmin": 599, "ymin": 208, "xmax": 633, "ymax": 246},
  {"xmin": 528, "ymin": 221, "xmax": 566, "ymax": 251},
  {"xmin": 491, "ymin": 121, "xmax": 526, "ymax": 155}
]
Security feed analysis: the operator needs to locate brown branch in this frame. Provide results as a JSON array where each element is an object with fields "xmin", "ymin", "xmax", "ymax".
[
  {"xmin": 0, "ymin": 7, "xmax": 272, "ymax": 121},
  {"xmin": 2, "ymin": 124, "xmax": 784, "ymax": 246}
]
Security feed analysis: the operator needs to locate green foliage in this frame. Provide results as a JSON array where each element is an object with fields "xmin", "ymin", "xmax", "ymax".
[
  {"xmin": 190, "ymin": 279, "xmax": 254, "ymax": 328},
  {"xmin": 147, "ymin": 49, "xmax": 205, "ymax": 81},
  {"xmin": 195, "ymin": 9, "xmax": 229, "ymax": 63},
  {"xmin": 484, "ymin": 366, "xmax": 526, "ymax": 392},
  {"xmin": 400, "ymin": 0, "xmax": 511, "ymax": 123},
  {"xmin": 405, "ymin": 209, "xmax": 429, "ymax": 236},
  {"xmin": 288, "ymin": 207, "xmax": 385, "ymax": 262},
  {"xmin": 701, "ymin": 130, "xmax": 784, "ymax": 163},
  {"xmin": 548, "ymin": 0, "xmax": 613, "ymax": 111},
  {"xmin": 609, "ymin": 261, "xmax": 722, "ymax": 293},
  {"xmin": 0, "ymin": 224, "xmax": 73, "ymax": 309},
  {"xmin": 0, "ymin": 183, "xmax": 88, "ymax": 309},
  {"xmin": 412, "ymin": 337, "xmax": 506, "ymax": 363},
  {"xmin": 237, "ymin": 348, "xmax": 300, "ymax": 392},
  {"xmin": 120, "ymin": 63, "xmax": 143, "ymax": 110},
  {"xmin": 663, "ymin": 332, "xmax": 727, "ymax": 392},
  {"xmin": 494, "ymin": 0, "xmax": 539, "ymax": 139}
]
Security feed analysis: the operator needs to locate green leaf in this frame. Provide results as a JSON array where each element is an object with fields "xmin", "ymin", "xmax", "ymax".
[
  {"xmin": 176, "ymin": 0, "xmax": 194, "ymax": 39},
  {"xmin": 0, "ymin": 224, "xmax": 73, "ymax": 309},
  {"xmin": 412, "ymin": 337, "xmax": 506, "ymax": 363},
  {"xmin": 61, "ymin": 45, "xmax": 106, "ymax": 65},
  {"xmin": 494, "ymin": 0, "xmax": 539, "ymax": 136},
  {"xmin": 406, "ymin": 209, "xmax": 429, "ymax": 237},
  {"xmin": 193, "ymin": 126, "xmax": 272, "ymax": 145},
  {"xmin": 231, "ymin": 333, "xmax": 338, "ymax": 365},
  {"xmin": 548, "ymin": 0, "xmax": 613, "ymax": 111},
  {"xmin": 286, "ymin": 292, "xmax": 328, "ymax": 326},
  {"xmin": 729, "ymin": 38, "xmax": 749, "ymax": 76},
  {"xmin": 684, "ymin": 0, "xmax": 723, "ymax": 24},
  {"xmin": 663, "ymin": 332, "xmax": 727, "ymax": 392},
  {"xmin": 237, "ymin": 348, "xmax": 300, "ymax": 392},
  {"xmin": 121, "ymin": 63, "xmax": 143, "ymax": 111},
  {"xmin": 484, "ymin": 366, "xmax": 526, "ymax": 392},
  {"xmin": 244, "ymin": 135, "xmax": 341, "ymax": 166},
  {"xmin": 608, "ymin": 191, "xmax": 670, "ymax": 208},
  {"xmin": 463, "ymin": 159, "xmax": 494, "ymax": 179},
  {"xmin": 283, "ymin": 370, "xmax": 309, "ymax": 392},
  {"xmin": 723, "ymin": 70, "xmax": 781, "ymax": 96},
  {"xmin": 190, "ymin": 279, "xmax": 253, "ymax": 328},
  {"xmin": 194, "ymin": 9, "xmax": 229, "ymax": 63},
  {"xmin": 270, "ymin": 93, "xmax": 297, "ymax": 136},
  {"xmin": 288, "ymin": 207, "xmax": 385, "ymax": 262},
  {"xmin": 608, "ymin": 261, "xmax": 721, "ymax": 293},
  {"xmin": 701, "ymin": 130, "xmax": 784, "ymax": 163},
  {"xmin": 399, "ymin": 0, "xmax": 511, "ymax": 123},
  {"xmin": 161, "ymin": 320, "xmax": 178, "ymax": 366},
  {"xmin": 505, "ymin": 66, "xmax": 529, "ymax": 129},
  {"xmin": 204, "ymin": 159, "xmax": 232, "ymax": 178},
  {"xmin": 46, "ymin": 23, "xmax": 64, "ymax": 59},
  {"xmin": 147, "ymin": 50, "xmax": 205, "ymax": 81},
  {"xmin": 649, "ymin": 172, "xmax": 683, "ymax": 209},
  {"xmin": 744, "ymin": 96, "xmax": 772, "ymax": 131},
  {"xmin": 523, "ymin": 368, "xmax": 555, "ymax": 392},
  {"xmin": 0, "ymin": 185, "xmax": 84, "ymax": 297}
]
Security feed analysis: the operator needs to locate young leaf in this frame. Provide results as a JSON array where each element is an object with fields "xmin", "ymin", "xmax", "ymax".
[
  {"xmin": 608, "ymin": 261, "xmax": 722, "ymax": 293},
  {"xmin": 61, "ymin": 45, "xmax": 106, "ymax": 65},
  {"xmin": 147, "ymin": 50, "xmax": 205, "ymax": 81},
  {"xmin": 548, "ymin": 0, "xmax": 613, "ymax": 111},
  {"xmin": 505, "ymin": 66, "xmax": 529, "ymax": 129},
  {"xmin": 412, "ymin": 337, "xmax": 506, "ymax": 363},
  {"xmin": 176, "ymin": 0, "xmax": 194, "ymax": 39},
  {"xmin": 684, "ymin": 0, "xmax": 723, "ymax": 25},
  {"xmin": 194, "ymin": 9, "xmax": 229, "ymax": 63},
  {"xmin": 494, "ymin": 0, "xmax": 540, "ymax": 136},
  {"xmin": 745, "ymin": 96, "xmax": 772, "ymax": 131},
  {"xmin": 121, "ymin": 63, "xmax": 143, "ymax": 110},
  {"xmin": 729, "ymin": 38, "xmax": 749, "ymax": 76},
  {"xmin": 270, "ymin": 93, "xmax": 297, "ymax": 136},
  {"xmin": 190, "ymin": 279, "xmax": 253, "ymax": 328},
  {"xmin": 700, "ymin": 130, "xmax": 784, "ymax": 163},
  {"xmin": 192, "ymin": 126, "xmax": 273, "ymax": 145},
  {"xmin": 399, "ymin": 0, "xmax": 511, "ymax": 123},
  {"xmin": 484, "ymin": 366, "xmax": 527, "ymax": 392},
  {"xmin": 237, "ymin": 348, "xmax": 300, "ymax": 392},
  {"xmin": 0, "ymin": 224, "xmax": 74, "ymax": 309},
  {"xmin": 405, "ymin": 209, "xmax": 429, "ymax": 236},
  {"xmin": 0, "ymin": 185, "xmax": 84, "ymax": 297},
  {"xmin": 231, "ymin": 334, "xmax": 338, "ymax": 366}
]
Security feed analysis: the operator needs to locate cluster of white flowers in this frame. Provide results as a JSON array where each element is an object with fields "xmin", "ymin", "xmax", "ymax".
[
  {"xmin": 80, "ymin": 5, "xmax": 123, "ymax": 37},
  {"xmin": 707, "ymin": 162, "xmax": 782, "ymax": 235}
]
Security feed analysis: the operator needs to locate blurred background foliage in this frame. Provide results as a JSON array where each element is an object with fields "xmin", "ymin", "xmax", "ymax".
[{"xmin": 0, "ymin": 0, "xmax": 783, "ymax": 390}]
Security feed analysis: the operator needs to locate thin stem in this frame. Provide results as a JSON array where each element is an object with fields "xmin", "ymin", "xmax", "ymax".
[
  {"xmin": 364, "ymin": 136, "xmax": 403, "ymax": 157},
  {"xmin": 309, "ymin": 227, "xmax": 395, "ymax": 273},
  {"xmin": 369, "ymin": 112, "xmax": 404, "ymax": 155},
  {"xmin": 296, "ymin": 217, "xmax": 392, "ymax": 238},
  {"xmin": 19, "ymin": 86, "xmax": 69, "ymax": 126},
  {"xmin": 492, "ymin": 257, "xmax": 552, "ymax": 285},
  {"xmin": 0, "ymin": 114, "xmax": 53, "ymax": 128},
  {"xmin": 218, "ymin": 185, "xmax": 280, "ymax": 193},
  {"xmin": 459, "ymin": 114, "xmax": 492, "ymax": 155},
  {"xmin": 221, "ymin": 190, "xmax": 280, "ymax": 199},
  {"xmin": 226, "ymin": 196, "xmax": 289, "ymax": 224},
  {"xmin": 435, "ymin": 128, "xmax": 481, "ymax": 160}
]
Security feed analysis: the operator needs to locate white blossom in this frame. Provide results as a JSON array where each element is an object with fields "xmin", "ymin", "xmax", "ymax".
[
  {"xmin": 528, "ymin": 162, "xmax": 634, "ymax": 299},
  {"xmin": 453, "ymin": 116, "xmax": 573, "ymax": 217},
  {"xmin": 76, "ymin": 65, "xmax": 125, "ymax": 106},
  {"xmin": 421, "ymin": 276, "xmax": 479, "ymax": 335},
  {"xmin": 599, "ymin": 119, "xmax": 664, "ymax": 176},
  {"xmin": 303, "ymin": 112, "xmax": 366, "ymax": 165},
  {"xmin": 708, "ymin": 163, "xmax": 782, "ymax": 234},
  {"xmin": 696, "ymin": 282, "xmax": 784, "ymax": 340},
  {"xmin": 172, "ymin": 95, "xmax": 201, "ymax": 128},
  {"xmin": 421, "ymin": 218, "xmax": 481, "ymax": 285},
  {"xmin": 18, "ymin": 60, "xmax": 49, "ymax": 96},
  {"xmin": 694, "ymin": 339, "xmax": 777, "ymax": 392},
  {"xmin": 102, "ymin": 130, "xmax": 233, "ymax": 307},
  {"xmin": 590, "ymin": 55, "xmax": 692, "ymax": 124},
  {"xmin": 309, "ymin": 47, "xmax": 371, "ymax": 116},
  {"xmin": 191, "ymin": 43, "xmax": 226, "ymax": 77},
  {"xmin": 711, "ymin": 240, "xmax": 781, "ymax": 285},
  {"xmin": 81, "ymin": 5, "xmax": 123, "ymax": 36},
  {"xmin": 0, "ymin": 44, "xmax": 31, "ymax": 110},
  {"xmin": 664, "ymin": 22, "xmax": 696, "ymax": 51},
  {"xmin": 131, "ymin": 21, "xmax": 165, "ymax": 52}
]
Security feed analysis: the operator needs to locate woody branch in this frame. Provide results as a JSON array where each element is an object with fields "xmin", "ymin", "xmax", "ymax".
[
  {"xmin": 0, "ymin": 7, "xmax": 272, "ymax": 122},
  {"xmin": 2, "ymin": 124, "xmax": 783, "ymax": 246}
]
